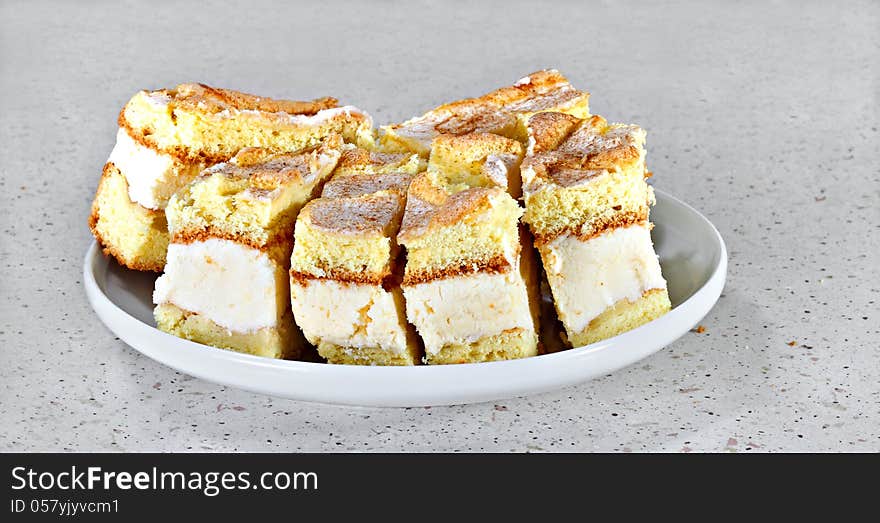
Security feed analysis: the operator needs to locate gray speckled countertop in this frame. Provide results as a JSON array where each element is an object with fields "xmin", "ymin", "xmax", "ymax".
[{"xmin": 1, "ymin": 0, "xmax": 877, "ymax": 452}]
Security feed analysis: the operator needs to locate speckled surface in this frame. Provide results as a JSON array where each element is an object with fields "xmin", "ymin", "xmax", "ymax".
[{"xmin": 1, "ymin": 0, "xmax": 878, "ymax": 452}]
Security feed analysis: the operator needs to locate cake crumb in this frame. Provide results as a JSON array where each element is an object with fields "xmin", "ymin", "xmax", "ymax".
[
  {"xmin": 787, "ymin": 340, "xmax": 797, "ymax": 346},
  {"xmin": 694, "ymin": 325, "xmax": 706, "ymax": 334}
]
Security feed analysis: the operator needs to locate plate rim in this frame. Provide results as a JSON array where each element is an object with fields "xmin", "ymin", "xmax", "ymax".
[{"xmin": 83, "ymin": 188, "xmax": 727, "ymax": 405}]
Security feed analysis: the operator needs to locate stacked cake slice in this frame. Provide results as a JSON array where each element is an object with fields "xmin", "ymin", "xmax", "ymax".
[
  {"xmin": 90, "ymin": 69, "xmax": 675, "ymax": 364},
  {"xmin": 398, "ymin": 133, "xmax": 540, "ymax": 364},
  {"xmin": 153, "ymin": 137, "xmax": 343, "ymax": 358},
  {"xmin": 90, "ymin": 83, "xmax": 373, "ymax": 271},
  {"xmin": 521, "ymin": 112, "xmax": 671, "ymax": 347},
  {"xmin": 380, "ymin": 69, "xmax": 590, "ymax": 156},
  {"xmin": 289, "ymin": 147, "xmax": 423, "ymax": 365}
]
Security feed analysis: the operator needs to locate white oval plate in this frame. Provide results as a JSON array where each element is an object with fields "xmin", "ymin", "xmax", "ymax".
[{"xmin": 84, "ymin": 189, "xmax": 726, "ymax": 407}]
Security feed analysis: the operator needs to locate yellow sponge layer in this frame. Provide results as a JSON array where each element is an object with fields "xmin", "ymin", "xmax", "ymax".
[
  {"xmin": 428, "ymin": 328, "xmax": 538, "ymax": 365},
  {"xmin": 154, "ymin": 303, "xmax": 306, "ymax": 359},
  {"xmin": 89, "ymin": 163, "xmax": 168, "ymax": 272},
  {"xmin": 121, "ymin": 84, "xmax": 373, "ymax": 161},
  {"xmin": 523, "ymin": 164, "xmax": 652, "ymax": 241},
  {"xmin": 398, "ymin": 177, "xmax": 523, "ymax": 281},
  {"xmin": 565, "ymin": 288, "xmax": 672, "ymax": 347},
  {"xmin": 317, "ymin": 341, "xmax": 421, "ymax": 366},
  {"xmin": 522, "ymin": 112, "xmax": 653, "ymax": 242},
  {"xmin": 290, "ymin": 192, "xmax": 403, "ymax": 282}
]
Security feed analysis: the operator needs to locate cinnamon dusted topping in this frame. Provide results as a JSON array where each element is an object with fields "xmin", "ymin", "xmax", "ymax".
[
  {"xmin": 526, "ymin": 112, "xmax": 581, "ymax": 154},
  {"xmin": 384, "ymin": 69, "xmax": 590, "ymax": 145},
  {"xmin": 433, "ymin": 106, "xmax": 515, "ymax": 136},
  {"xmin": 398, "ymin": 183, "xmax": 497, "ymax": 242},
  {"xmin": 306, "ymin": 193, "xmax": 404, "ymax": 236},
  {"xmin": 164, "ymin": 83, "xmax": 337, "ymax": 116},
  {"xmin": 336, "ymin": 147, "xmax": 414, "ymax": 171},
  {"xmin": 321, "ymin": 172, "xmax": 412, "ymax": 199},
  {"xmin": 486, "ymin": 69, "xmax": 588, "ymax": 108},
  {"xmin": 208, "ymin": 135, "xmax": 343, "ymax": 191},
  {"xmin": 524, "ymin": 113, "xmax": 645, "ymax": 190}
]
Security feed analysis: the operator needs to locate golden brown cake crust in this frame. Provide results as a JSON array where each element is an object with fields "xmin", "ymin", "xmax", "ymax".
[
  {"xmin": 88, "ymin": 163, "xmax": 167, "ymax": 272},
  {"xmin": 289, "ymin": 268, "xmax": 394, "ymax": 287},
  {"xmin": 119, "ymin": 83, "xmax": 336, "ymax": 124},
  {"xmin": 385, "ymin": 69, "xmax": 590, "ymax": 139},
  {"xmin": 483, "ymin": 69, "xmax": 587, "ymax": 110},
  {"xmin": 534, "ymin": 214, "xmax": 650, "ymax": 246},
  {"xmin": 169, "ymin": 218, "xmax": 295, "ymax": 254},
  {"xmin": 408, "ymin": 69, "xmax": 585, "ymax": 123},
  {"xmin": 400, "ymin": 254, "xmax": 512, "ymax": 286},
  {"xmin": 166, "ymin": 83, "xmax": 337, "ymax": 116}
]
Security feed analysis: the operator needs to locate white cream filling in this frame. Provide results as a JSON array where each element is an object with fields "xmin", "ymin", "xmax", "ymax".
[
  {"xmin": 403, "ymin": 270, "xmax": 534, "ymax": 355},
  {"xmin": 153, "ymin": 239, "xmax": 283, "ymax": 333},
  {"xmin": 542, "ymin": 224, "xmax": 667, "ymax": 335},
  {"xmin": 107, "ymin": 128, "xmax": 194, "ymax": 210},
  {"xmin": 290, "ymin": 279, "xmax": 410, "ymax": 353}
]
